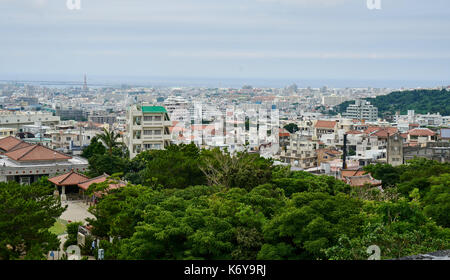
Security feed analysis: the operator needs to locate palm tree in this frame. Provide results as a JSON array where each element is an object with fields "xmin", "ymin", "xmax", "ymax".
[{"xmin": 97, "ymin": 128, "xmax": 121, "ymax": 155}]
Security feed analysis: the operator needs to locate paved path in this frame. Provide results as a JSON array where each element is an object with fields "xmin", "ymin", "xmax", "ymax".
[
  {"xmin": 47, "ymin": 201, "xmax": 97, "ymax": 260},
  {"xmin": 60, "ymin": 200, "xmax": 95, "ymax": 223}
]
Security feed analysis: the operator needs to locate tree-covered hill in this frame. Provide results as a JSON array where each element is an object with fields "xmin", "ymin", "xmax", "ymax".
[{"xmin": 336, "ymin": 89, "xmax": 450, "ymax": 117}]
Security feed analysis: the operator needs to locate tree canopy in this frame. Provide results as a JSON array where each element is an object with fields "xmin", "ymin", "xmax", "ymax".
[
  {"xmin": 0, "ymin": 178, "xmax": 66, "ymax": 260},
  {"xmin": 78, "ymin": 144, "xmax": 449, "ymax": 260}
]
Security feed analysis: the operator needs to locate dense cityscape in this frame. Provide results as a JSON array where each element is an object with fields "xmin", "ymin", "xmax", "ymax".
[{"xmin": 1, "ymin": 0, "xmax": 449, "ymax": 270}]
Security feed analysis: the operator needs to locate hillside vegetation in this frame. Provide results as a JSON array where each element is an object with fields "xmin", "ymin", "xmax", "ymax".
[{"xmin": 336, "ymin": 89, "xmax": 450, "ymax": 117}]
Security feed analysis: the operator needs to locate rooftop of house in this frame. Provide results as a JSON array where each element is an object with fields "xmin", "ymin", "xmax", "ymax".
[
  {"xmin": 315, "ymin": 120, "xmax": 337, "ymax": 129},
  {"xmin": 5, "ymin": 144, "xmax": 72, "ymax": 162},
  {"xmin": 48, "ymin": 169, "xmax": 89, "ymax": 186},
  {"xmin": 409, "ymin": 128, "xmax": 436, "ymax": 136},
  {"xmin": 0, "ymin": 136, "xmax": 31, "ymax": 152},
  {"xmin": 78, "ymin": 173, "xmax": 110, "ymax": 191}
]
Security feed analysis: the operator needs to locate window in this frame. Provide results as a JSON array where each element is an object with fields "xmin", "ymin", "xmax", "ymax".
[
  {"xmin": 154, "ymin": 130, "xmax": 161, "ymax": 135},
  {"xmin": 144, "ymin": 116, "xmax": 152, "ymax": 121},
  {"xmin": 143, "ymin": 130, "xmax": 152, "ymax": 135},
  {"xmin": 154, "ymin": 116, "xmax": 161, "ymax": 121}
]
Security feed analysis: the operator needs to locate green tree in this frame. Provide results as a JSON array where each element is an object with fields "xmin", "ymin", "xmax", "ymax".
[
  {"xmin": 283, "ymin": 123, "xmax": 299, "ymax": 134},
  {"xmin": 259, "ymin": 192, "xmax": 365, "ymax": 260},
  {"xmin": 81, "ymin": 136, "xmax": 106, "ymax": 159},
  {"xmin": 97, "ymin": 128, "xmax": 123, "ymax": 155},
  {"xmin": 0, "ymin": 180, "xmax": 66, "ymax": 260},
  {"xmin": 422, "ymin": 174, "xmax": 450, "ymax": 227},
  {"xmin": 200, "ymin": 148, "xmax": 273, "ymax": 191}
]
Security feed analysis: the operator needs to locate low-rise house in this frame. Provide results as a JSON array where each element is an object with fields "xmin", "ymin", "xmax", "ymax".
[{"xmin": 0, "ymin": 136, "xmax": 88, "ymax": 184}]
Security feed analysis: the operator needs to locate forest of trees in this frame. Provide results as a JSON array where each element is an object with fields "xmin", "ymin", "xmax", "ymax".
[
  {"xmin": 79, "ymin": 142, "xmax": 449, "ymax": 260},
  {"xmin": 1, "ymin": 136, "xmax": 449, "ymax": 260},
  {"xmin": 335, "ymin": 89, "xmax": 450, "ymax": 117}
]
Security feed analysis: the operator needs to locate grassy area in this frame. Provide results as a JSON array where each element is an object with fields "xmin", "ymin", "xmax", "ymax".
[{"xmin": 49, "ymin": 219, "xmax": 68, "ymax": 236}]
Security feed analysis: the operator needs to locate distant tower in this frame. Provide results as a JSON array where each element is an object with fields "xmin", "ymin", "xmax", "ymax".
[{"xmin": 83, "ymin": 74, "xmax": 88, "ymax": 92}]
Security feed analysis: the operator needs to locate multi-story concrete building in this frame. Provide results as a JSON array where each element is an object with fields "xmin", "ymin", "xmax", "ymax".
[
  {"xmin": 0, "ymin": 111, "xmax": 60, "ymax": 130},
  {"xmin": 343, "ymin": 100, "xmax": 378, "ymax": 122},
  {"xmin": 88, "ymin": 114, "xmax": 117, "ymax": 126},
  {"xmin": 125, "ymin": 104, "xmax": 172, "ymax": 158}
]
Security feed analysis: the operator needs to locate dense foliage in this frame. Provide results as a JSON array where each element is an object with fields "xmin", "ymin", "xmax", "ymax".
[
  {"xmin": 336, "ymin": 89, "xmax": 450, "ymax": 117},
  {"xmin": 80, "ymin": 142, "xmax": 450, "ymax": 260},
  {"xmin": 0, "ymin": 178, "xmax": 66, "ymax": 260}
]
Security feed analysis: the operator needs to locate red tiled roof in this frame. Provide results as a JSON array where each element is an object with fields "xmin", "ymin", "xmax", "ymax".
[
  {"xmin": 279, "ymin": 128, "xmax": 290, "ymax": 137},
  {"xmin": 364, "ymin": 126, "xmax": 380, "ymax": 134},
  {"xmin": 78, "ymin": 174, "xmax": 110, "ymax": 190},
  {"xmin": 345, "ymin": 175, "xmax": 382, "ymax": 187},
  {"xmin": 408, "ymin": 128, "xmax": 436, "ymax": 136},
  {"xmin": 9, "ymin": 141, "xmax": 33, "ymax": 151},
  {"xmin": 315, "ymin": 120, "xmax": 336, "ymax": 129},
  {"xmin": 341, "ymin": 170, "xmax": 367, "ymax": 178},
  {"xmin": 94, "ymin": 182, "xmax": 126, "ymax": 198},
  {"xmin": 49, "ymin": 170, "xmax": 89, "ymax": 186},
  {"xmin": 0, "ymin": 136, "xmax": 26, "ymax": 152},
  {"xmin": 5, "ymin": 144, "xmax": 72, "ymax": 162},
  {"xmin": 372, "ymin": 127, "xmax": 398, "ymax": 138}
]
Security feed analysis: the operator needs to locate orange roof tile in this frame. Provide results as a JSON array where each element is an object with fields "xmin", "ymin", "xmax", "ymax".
[
  {"xmin": 341, "ymin": 170, "xmax": 367, "ymax": 178},
  {"xmin": 5, "ymin": 144, "xmax": 72, "ymax": 162},
  {"xmin": 0, "ymin": 136, "xmax": 25, "ymax": 152},
  {"xmin": 408, "ymin": 128, "xmax": 436, "ymax": 136},
  {"xmin": 346, "ymin": 130, "xmax": 363, "ymax": 135},
  {"xmin": 315, "ymin": 120, "xmax": 337, "ymax": 129},
  {"xmin": 78, "ymin": 174, "xmax": 110, "ymax": 190},
  {"xmin": 49, "ymin": 170, "xmax": 90, "ymax": 186},
  {"xmin": 345, "ymin": 175, "xmax": 382, "ymax": 187}
]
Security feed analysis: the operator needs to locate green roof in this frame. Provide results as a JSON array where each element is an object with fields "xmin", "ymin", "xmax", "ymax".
[{"xmin": 141, "ymin": 106, "xmax": 167, "ymax": 113}]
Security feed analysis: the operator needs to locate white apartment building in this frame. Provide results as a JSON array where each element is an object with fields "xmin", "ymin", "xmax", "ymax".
[
  {"xmin": 125, "ymin": 104, "xmax": 172, "ymax": 158},
  {"xmin": 0, "ymin": 110, "xmax": 60, "ymax": 130},
  {"xmin": 343, "ymin": 100, "xmax": 378, "ymax": 122},
  {"xmin": 321, "ymin": 95, "xmax": 347, "ymax": 107}
]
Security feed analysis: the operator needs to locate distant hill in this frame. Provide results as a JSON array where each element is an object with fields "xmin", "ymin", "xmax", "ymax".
[{"xmin": 336, "ymin": 89, "xmax": 450, "ymax": 117}]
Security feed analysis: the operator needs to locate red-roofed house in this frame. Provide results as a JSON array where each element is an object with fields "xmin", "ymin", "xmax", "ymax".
[
  {"xmin": 0, "ymin": 137, "xmax": 88, "ymax": 185},
  {"xmin": 407, "ymin": 128, "xmax": 437, "ymax": 144},
  {"xmin": 314, "ymin": 120, "xmax": 337, "ymax": 137}
]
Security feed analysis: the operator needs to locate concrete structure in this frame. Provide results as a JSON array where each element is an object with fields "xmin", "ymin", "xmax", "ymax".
[
  {"xmin": 0, "ymin": 127, "xmax": 16, "ymax": 138},
  {"xmin": 0, "ymin": 111, "xmax": 60, "ymax": 129},
  {"xmin": 403, "ymin": 142, "xmax": 450, "ymax": 163},
  {"xmin": 125, "ymin": 104, "xmax": 171, "ymax": 158},
  {"xmin": 387, "ymin": 132, "xmax": 404, "ymax": 166},
  {"xmin": 343, "ymin": 100, "xmax": 378, "ymax": 122}
]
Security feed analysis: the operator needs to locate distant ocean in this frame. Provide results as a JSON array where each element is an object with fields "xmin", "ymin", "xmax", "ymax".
[{"xmin": 1, "ymin": 75, "xmax": 448, "ymax": 89}]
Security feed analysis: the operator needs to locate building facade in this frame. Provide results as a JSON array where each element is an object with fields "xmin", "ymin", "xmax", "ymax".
[
  {"xmin": 343, "ymin": 100, "xmax": 378, "ymax": 122},
  {"xmin": 125, "ymin": 104, "xmax": 172, "ymax": 158}
]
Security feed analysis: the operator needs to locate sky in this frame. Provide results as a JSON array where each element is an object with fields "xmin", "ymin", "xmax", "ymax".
[{"xmin": 1, "ymin": 0, "xmax": 450, "ymax": 87}]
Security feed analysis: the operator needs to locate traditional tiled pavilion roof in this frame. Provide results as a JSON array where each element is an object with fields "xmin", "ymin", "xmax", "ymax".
[
  {"xmin": 48, "ymin": 170, "xmax": 89, "ymax": 186},
  {"xmin": 78, "ymin": 173, "xmax": 110, "ymax": 191}
]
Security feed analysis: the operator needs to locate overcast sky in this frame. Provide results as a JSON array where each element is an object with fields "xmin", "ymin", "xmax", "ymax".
[{"xmin": 1, "ymin": 0, "xmax": 449, "ymax": 87}]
